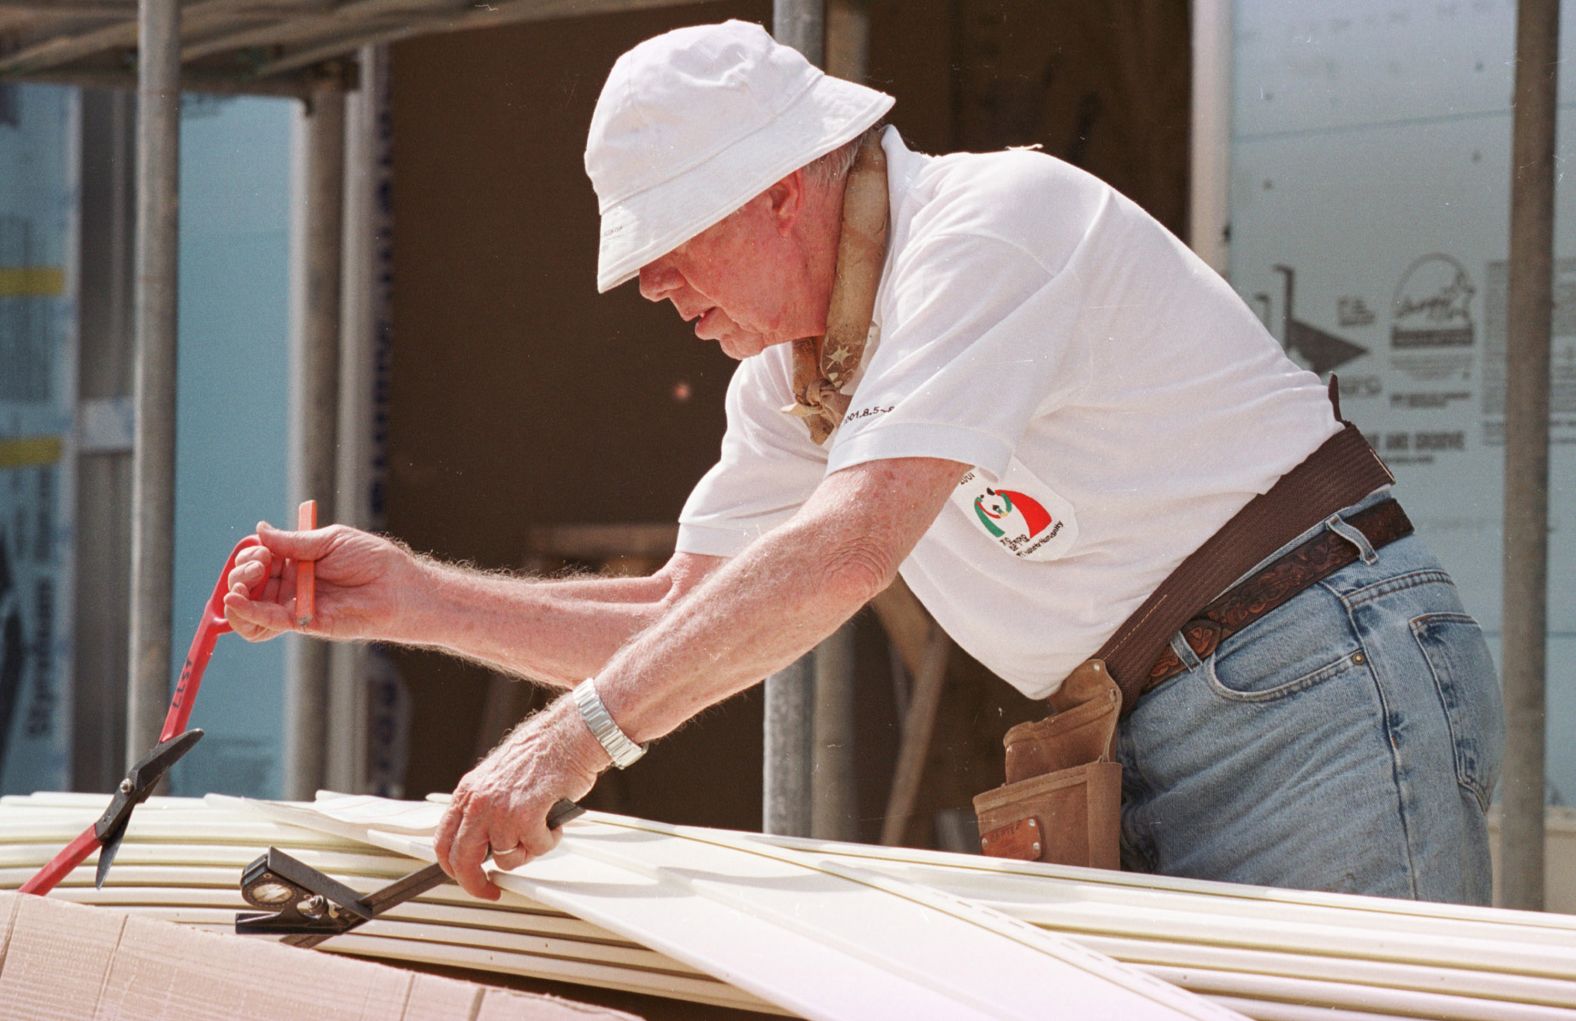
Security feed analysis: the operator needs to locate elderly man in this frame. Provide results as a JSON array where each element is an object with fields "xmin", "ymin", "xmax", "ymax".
[{"xmin": 225, "ymin": 21, "xmax": 1502, "ymax": 905}]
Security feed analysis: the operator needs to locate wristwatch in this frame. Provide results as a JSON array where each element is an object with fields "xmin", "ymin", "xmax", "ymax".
[{"xmin": 572, "ymin": 678, "xmax": 647, "ymax": 769}]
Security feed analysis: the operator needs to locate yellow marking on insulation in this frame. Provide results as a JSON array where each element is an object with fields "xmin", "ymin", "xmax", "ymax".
[
  {"xmin": 0, "ymin": 267, "xmax": 65, "ymax": 297},
  {"xmin": 0, "ymin": 436, "xmax": 63, "ymax": 469}
]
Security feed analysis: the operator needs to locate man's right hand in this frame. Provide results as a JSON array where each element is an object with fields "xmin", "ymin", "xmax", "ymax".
[{"xmin": 223, "ymin": 521, "xmax": 414, "ymax": 643}]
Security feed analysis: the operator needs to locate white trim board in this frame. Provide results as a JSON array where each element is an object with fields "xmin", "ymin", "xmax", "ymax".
[
  {"xmin": 8, "ymin": 793, "xmax": 1576, "ymax": 1019},
  {"xmin": 218, "ymin": 794, "xmax": 1235, "ymax": 1021},
  {"xmin": 25, "ymin": 866, "xmax": 1576, "ymax": 1021}
]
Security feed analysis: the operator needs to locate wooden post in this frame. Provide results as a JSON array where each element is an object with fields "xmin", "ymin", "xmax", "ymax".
[{"xmin": 1500, "ymin": 0, "xmax": 1560, "ymax": 912}]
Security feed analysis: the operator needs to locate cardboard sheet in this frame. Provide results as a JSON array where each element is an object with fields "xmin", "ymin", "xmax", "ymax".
[{"xmin": 0, "ymin": 891, "xmax": 638, "ymax": 1021}]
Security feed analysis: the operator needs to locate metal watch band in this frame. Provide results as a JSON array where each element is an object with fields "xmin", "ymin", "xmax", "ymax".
[{"xmin": 572, "ymin": 678, "xmax": 646, "ymax": 769}]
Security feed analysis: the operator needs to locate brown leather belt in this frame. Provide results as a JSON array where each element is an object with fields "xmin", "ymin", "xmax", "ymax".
[
  {"xmin": 1140, "ymin": 498, "xmax": 1412, "ymax": 695},
  {"xmin": 1096, "ymin": 406, "xmax": 1397, "ymax": 716}
]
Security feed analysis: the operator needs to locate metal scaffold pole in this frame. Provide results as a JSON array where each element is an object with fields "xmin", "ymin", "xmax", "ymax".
[
  {"xmin": 809, "ymin": 0, "xmax": 871, "ymax": 844},
  {"xmin": 763, "ymin": 655, "xmax": 813, "ymax": 836},
  {"xmin": 811, "ymin": 623, "xmax": 857, "ymax": 840},
  {"xmin": 762, "ymin": 0, "xmax": 826, "ymax": 838},
  {"xmin": 126, "ymin": 0, "xmax": 180, "ymax": 764},
  {"xmin": 285, "ymin": 85, "xmax": 346, "ymax": 800},
  {"xmin": 1500, "ymin": 0, "xmax": 1560, "ymax": 912}
]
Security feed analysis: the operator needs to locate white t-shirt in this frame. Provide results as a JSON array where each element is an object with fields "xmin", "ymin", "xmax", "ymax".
[{"xmin": 677, "ymin": 129, "xmax": 1339, "ymax": 699}]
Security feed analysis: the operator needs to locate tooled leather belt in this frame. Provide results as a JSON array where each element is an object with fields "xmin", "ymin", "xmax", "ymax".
[{"xmin": 1140, "ymin": 498, "xmax": 1413, "ymax": 695}]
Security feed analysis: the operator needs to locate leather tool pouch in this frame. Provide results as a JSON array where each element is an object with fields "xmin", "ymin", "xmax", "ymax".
[
  {"xmin": 970, "ymin": 395, "xmax": 1396, "ymax": 872},
  {"xmin": 972, "ymin": 659, "xmax": 1122, "ymax": 868}
]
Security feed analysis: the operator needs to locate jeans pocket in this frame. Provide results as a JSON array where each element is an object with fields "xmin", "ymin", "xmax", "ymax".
[
  {"xmin": 1204, "ymin": 586, "xmax": 1364, "ymax": 702},
  {"xmin": 1412, "ymin": 612, "xmax": 1505, "ymax": 812}
]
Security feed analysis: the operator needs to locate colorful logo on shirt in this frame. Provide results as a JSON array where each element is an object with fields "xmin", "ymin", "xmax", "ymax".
[
  {"xmin": 953, "ymin": 468, "xmax": 1076, "ymax": 563},
  {"xmin": 973, "ymin": 488, "xmax": 1053, "ymax": 540}
]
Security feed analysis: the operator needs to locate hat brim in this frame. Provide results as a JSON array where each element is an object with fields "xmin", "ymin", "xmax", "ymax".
[{"xmin": 595, "ymin": 76, "xmax": 894, "ymax": 294}]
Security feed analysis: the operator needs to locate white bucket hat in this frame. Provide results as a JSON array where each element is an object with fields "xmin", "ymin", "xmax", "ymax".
[{"xmin": 585, "ymin": 19, "xmax": 894, "ymax": 293}]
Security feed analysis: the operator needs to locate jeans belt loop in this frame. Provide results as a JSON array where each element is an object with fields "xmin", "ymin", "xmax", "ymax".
[
  {"xmin": 1168, "ymin": 629, "xmax": 1204, "ymax": 672},
  {"xmin": 1326, "ymin": 514, "xmax": 1380, "ymax": 565}
]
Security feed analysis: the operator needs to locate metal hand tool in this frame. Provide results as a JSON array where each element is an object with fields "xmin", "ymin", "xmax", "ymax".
[
  {"xmin": 234, "ymin": 798, "xmax": 585, "ymax": 947},
  {"xmin": 20, "ymin": 729, "xmax": 205, "ymax": 894},
  {"xmin": 21, "ymin": 532, "xmax": 275, "ymax": 895}
]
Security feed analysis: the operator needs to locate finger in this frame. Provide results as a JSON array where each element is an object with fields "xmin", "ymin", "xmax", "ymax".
[
  {"xmin": 264, "ymin": 566, "xmax": 294, "ymax": 615},
  {"xmin": 488, "ymin": 828, "xmax": 525, "ymax": 872},
  {"xmin": 449, "ymin": 810, "xmax": 502, "ymax": 901},
  {"xmin": 492, "ymin": 846, "xmax": 530, "ymax": 872},
  {"xmin": 256, "ymin": 520, "xmax": 339, "ymax": 561},
  {"xmin": 520, "ymin": 821, "xmax": 561, "ymax": 861},
  {"xmin": 234, "ymin": 543, "xmax": 275, "ymax": 570},
  {"xmin": 222, "ymin": 590, "xmax": 294, "ymax": 639},
  {"xmin": 224, "ymin": 558, "xmax": 270, "ymax": 596},
  {"xmin": 433, "ymin": 799, "xmax": 464, "ymax": 874}
]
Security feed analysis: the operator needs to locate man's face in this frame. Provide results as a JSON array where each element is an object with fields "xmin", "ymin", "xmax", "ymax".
[{"xmin": 637, "ymin": 181, "xmax": 825, "ymax": 360}]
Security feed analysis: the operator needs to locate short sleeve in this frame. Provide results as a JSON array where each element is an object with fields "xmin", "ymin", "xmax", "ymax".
[
  {"xmin": 676, "ymin": 349, "xmax": 828, "ymax": 557},
  {"xmin": 826, "ymin": 230, "xmax": 1094, "ymax": 482}
]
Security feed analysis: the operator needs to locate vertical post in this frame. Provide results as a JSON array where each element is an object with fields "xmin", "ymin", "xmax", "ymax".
[
  {"xmin": 75, "ymin": 89, "xmax": 136, "ymax": 789},
  {"xmin": 811, "ymin": 623, "xmax": 858, "ymax": 840},
  {"xmin": 827, "ymin": 0, "xmax": 867, "ymax": 82},
  {"xmin": 1500, "ymin": 0, "xmax": 1559, "ymax": 912},
  {"xmin": 126, "ymin": 0, "xmax": 181, "ymax": 764},
  {"xmin": 763, "ymin": 656, "xmax": 813, "ymax": 836},
  {"xmin": 775, "ymin": 0, "xmax": 825, "ymax": 65},
  {"xmin": 1189, "ymin": 0, "xmax": 1231, "ymax": 276},
  {"xmin": 330, "ymin": 46, "xmax": 389, "ymax": 794},
  {"xmin": 804, "ymin": 0, "xmax": 871, "ymax": 844},
  {"xmin": 285, "ymin": 86, "xmax": 345, "ymax": 800},
  {"xmin": 762, "ymin": 0, "xmax": 826, "ymax": 838}
]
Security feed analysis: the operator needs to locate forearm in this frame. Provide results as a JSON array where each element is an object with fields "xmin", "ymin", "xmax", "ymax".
[
  {"xmin": 394, "ymin": 555, "xmax": 708, "ymax": 687},
  {"xmin": 596, "ymin": 522, "xmax": 877, "ymax": 736},
  {"xmin": 430, "ymin": 459, "xmax": 963, "ymax": 896},
  {"xmin": 589, "ymin": 458, "xmax": 962, "ymax": 742}
]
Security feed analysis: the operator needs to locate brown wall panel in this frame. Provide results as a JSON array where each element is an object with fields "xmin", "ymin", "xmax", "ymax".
[
  {"xmin": 388, "ymin": 2, "xmax": 770, "ymax": 822},
  {"xmin": 386, "ymin": 2, "xmax": 1189, "ymax": 840}
]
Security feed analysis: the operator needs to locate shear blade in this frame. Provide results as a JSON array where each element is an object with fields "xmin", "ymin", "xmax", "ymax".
[{"xmin": 95, "ymin": 831, "xmax": 125, "ymax": 889}]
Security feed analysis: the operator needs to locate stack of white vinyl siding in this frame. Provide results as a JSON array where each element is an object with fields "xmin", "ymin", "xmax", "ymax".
[{"xmin": 3, "ymin": 792, "xmax": 1574, "ymax": 1021}]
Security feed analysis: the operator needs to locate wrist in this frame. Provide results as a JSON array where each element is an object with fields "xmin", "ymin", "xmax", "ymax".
[
  {"xmin": 388, "ymin": 553, "xmax": 458, "ymax": 646},
  {"xmin": 548, "ymin": 691, "xmax": 617, "ymax": 777},
  {"xmin": 569, "ymin": 677, "xmax": 647, "ymax": 769}
]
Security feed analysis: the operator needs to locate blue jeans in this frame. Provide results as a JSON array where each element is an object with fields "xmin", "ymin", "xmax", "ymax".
[{"xmin": 1116, "ymin": 489, "xmax": 1505, "ymax": 904}]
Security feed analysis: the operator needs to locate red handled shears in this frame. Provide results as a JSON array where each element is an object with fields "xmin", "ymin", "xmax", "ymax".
[{"xmin": 23, "ymin": 503, "xmax": 317, "ymax": 895}]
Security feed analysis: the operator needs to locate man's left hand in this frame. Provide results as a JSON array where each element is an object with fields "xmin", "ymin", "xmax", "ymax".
[{"xmin": 433, "ymin": 698, "xmax": 607, "ymax": 900}]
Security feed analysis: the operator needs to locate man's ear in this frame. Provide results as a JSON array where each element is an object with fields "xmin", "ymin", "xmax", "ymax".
[{"xmin": 765, "ymin": 169, "xmax": 805, "ymax": 235}]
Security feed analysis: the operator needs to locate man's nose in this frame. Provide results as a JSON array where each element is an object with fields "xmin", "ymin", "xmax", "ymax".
[{"xmin": 638, "ymin": 263, "xmax": 680, "ymax": 302}]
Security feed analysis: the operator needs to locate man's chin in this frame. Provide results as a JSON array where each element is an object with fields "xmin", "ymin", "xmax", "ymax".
[{"xmin": 716, "ymin": 334, "xmax": 769, "ymax": 360}]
